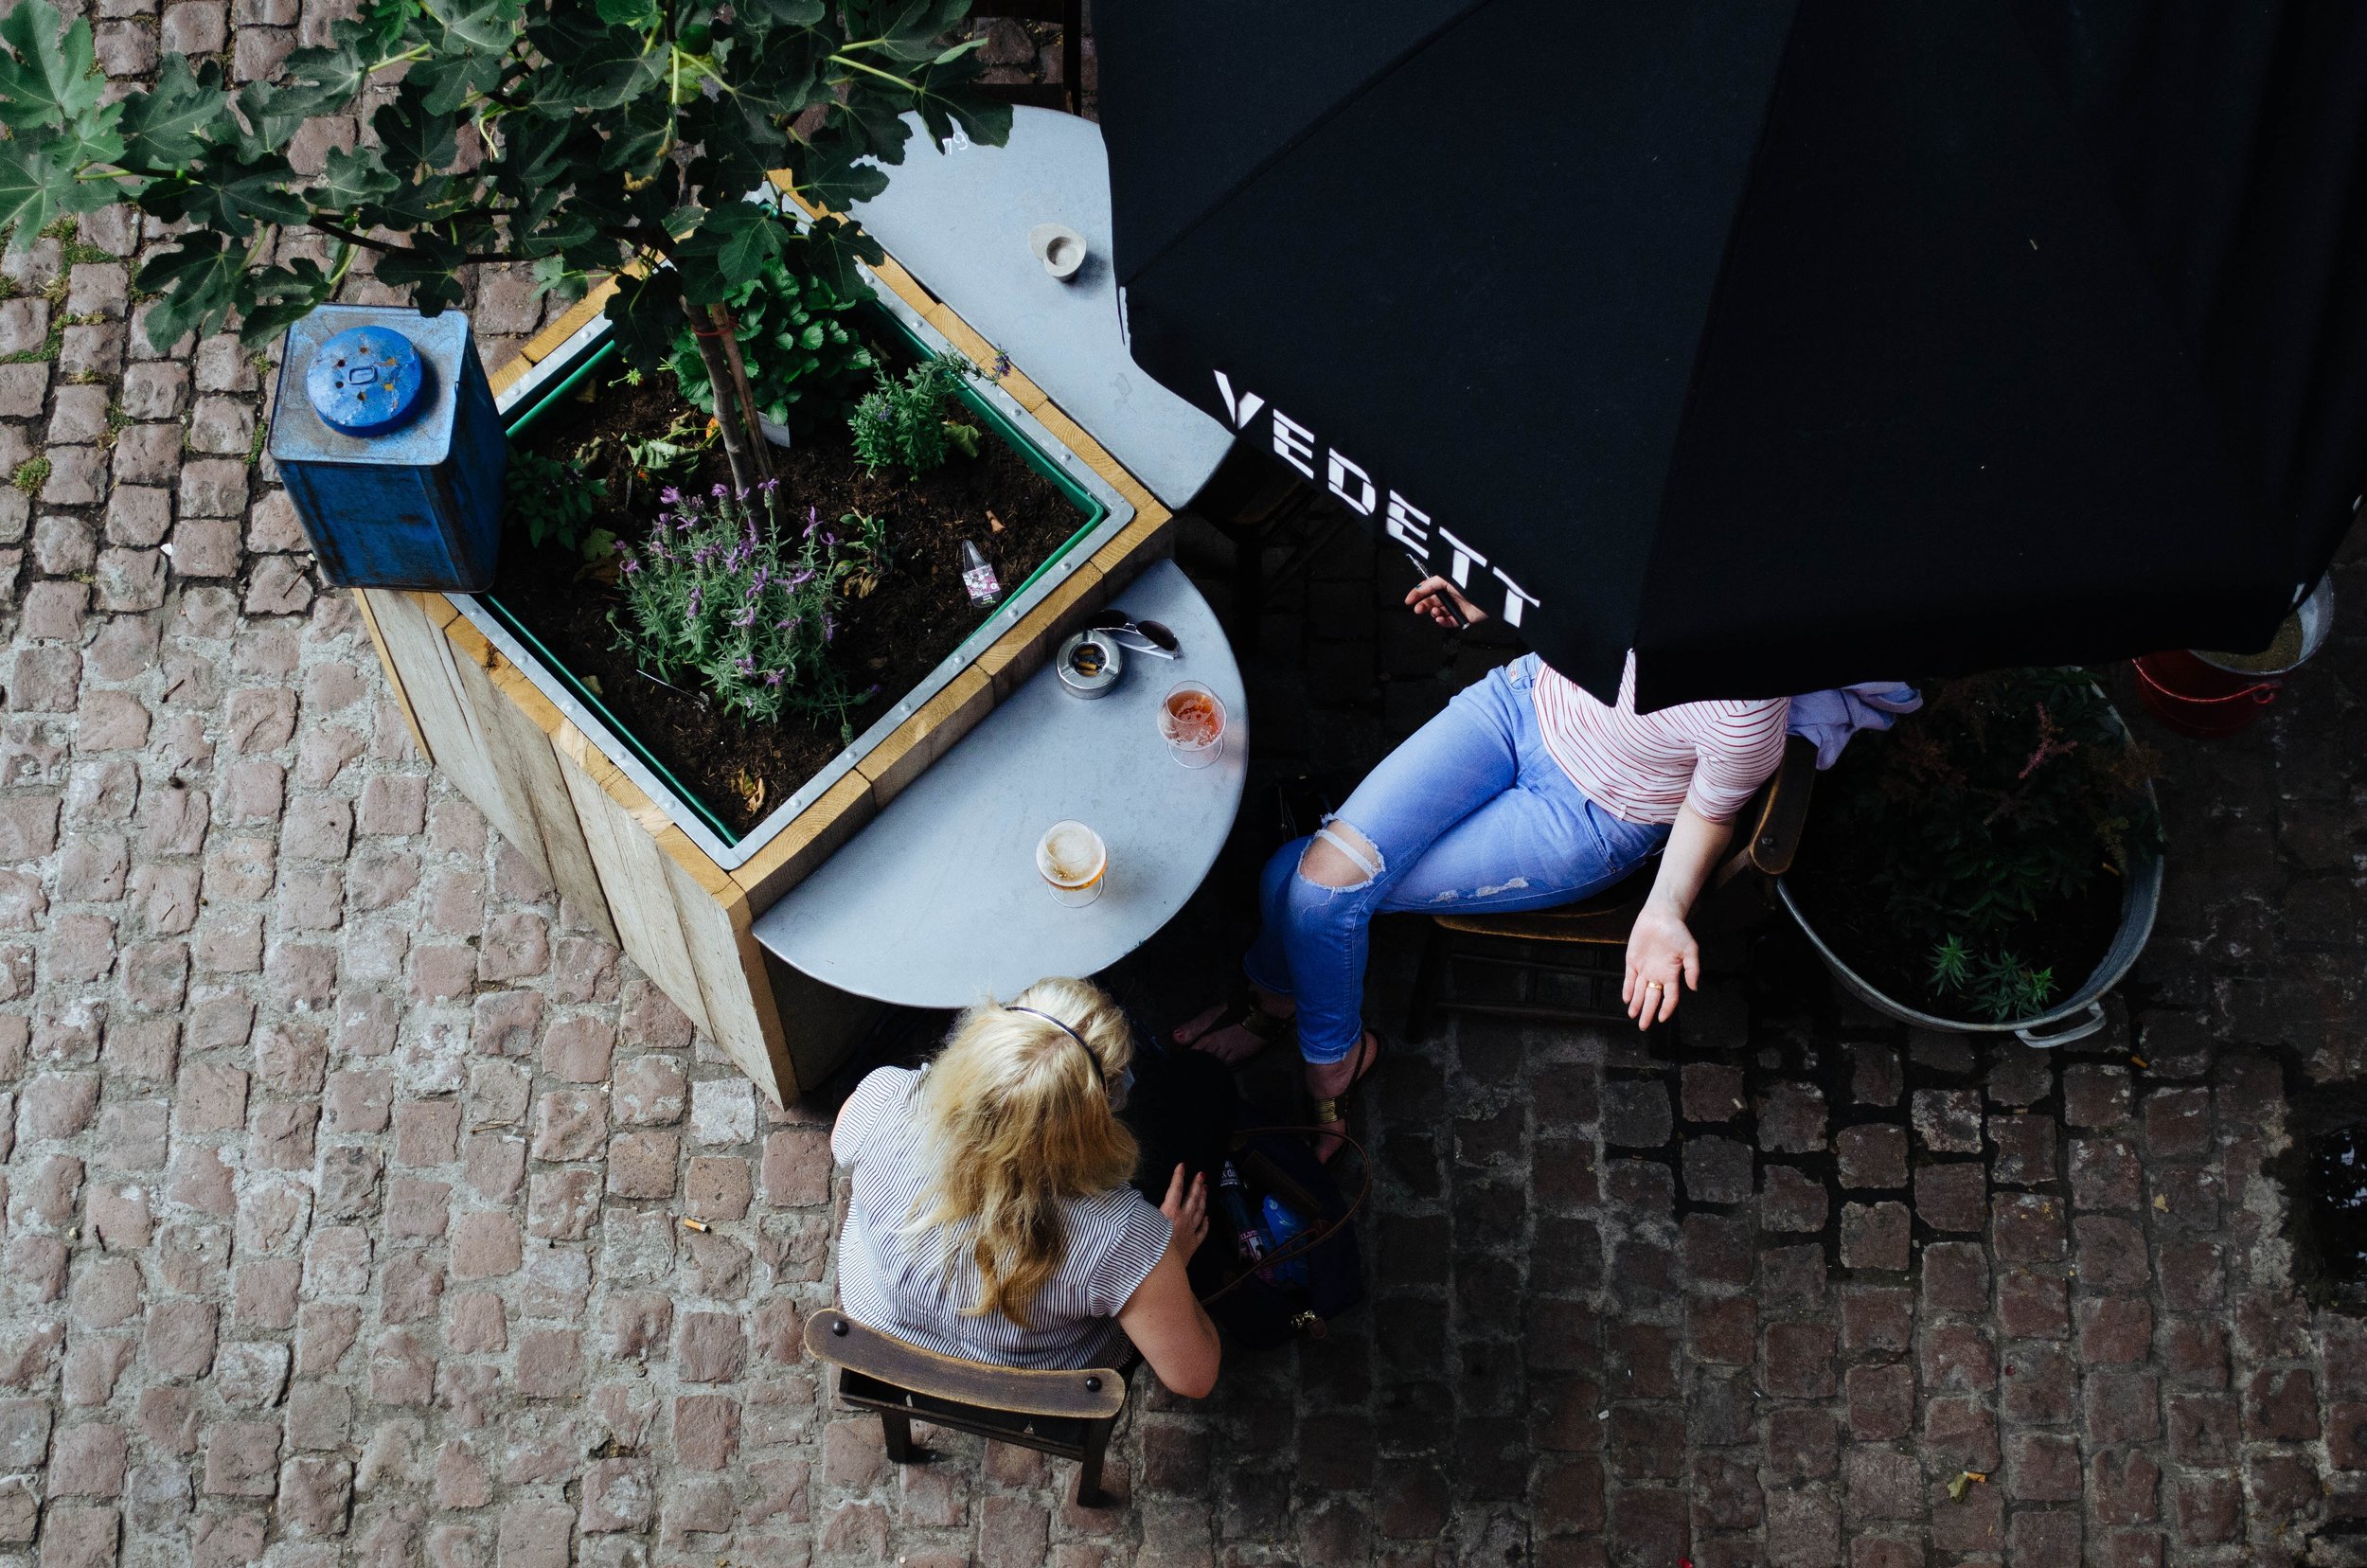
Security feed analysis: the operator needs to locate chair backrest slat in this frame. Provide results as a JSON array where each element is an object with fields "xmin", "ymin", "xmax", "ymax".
[{"xmin": 804, "ymin": 1311, "xmax": 1128, "ymax": 1421}]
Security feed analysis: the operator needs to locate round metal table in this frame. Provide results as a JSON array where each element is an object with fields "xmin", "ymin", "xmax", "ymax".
[{"xmin": 752, "ymin": 560, "xmax": 1246, "ymax": 1007}]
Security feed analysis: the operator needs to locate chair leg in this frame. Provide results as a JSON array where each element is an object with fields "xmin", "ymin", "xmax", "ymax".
[
  {"xmin": 1074, "ymin": 1416, "xmax": 1115, "ymax": 1508},
  {"xmin": 879, "ymin": 1408, "xmax": 916, "ymax": 1465}
]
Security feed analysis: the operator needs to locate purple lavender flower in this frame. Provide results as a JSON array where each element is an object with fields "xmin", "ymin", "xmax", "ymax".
[
  {"xmin": 621, "ymin": 559, "xmax": 640, "ymax": 575},
  {"xmin": 659, "ymin": 486, "xmax": 682, "ymax": 506},
  {"xmin": 766, "ymin": 671, "xmax": 783, "ymax": 686},
  {"xmin": 733, "ymin": 609, "xmax": 756, "ymax": 628},
  {"xmin": 711, "ymin": 484, "xmax": 727, "ymax": 501}
]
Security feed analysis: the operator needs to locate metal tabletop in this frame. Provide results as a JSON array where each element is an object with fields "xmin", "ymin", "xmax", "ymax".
[
  {"xmin": 851, "ymin": 109, "xmax": 1236, "ymax": 510},
  {"xmin": 753, "ymin": 561, "xmax": 1247, "ymax": 1007}
]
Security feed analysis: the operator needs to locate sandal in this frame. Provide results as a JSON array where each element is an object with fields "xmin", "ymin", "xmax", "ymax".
[
  {"xmin": 1173, "ymin": 986, "xmax": 1296, "ymax": 1061},
  {"xmin": 1307, "ymin": 1028, "xmax": 1382, "ymax": 1163}
]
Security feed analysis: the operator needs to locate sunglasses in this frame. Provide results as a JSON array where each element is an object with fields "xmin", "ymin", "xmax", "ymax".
[{"xmin": 1084, "ymin": 611, "xmax": 1179, "ymax": 659}]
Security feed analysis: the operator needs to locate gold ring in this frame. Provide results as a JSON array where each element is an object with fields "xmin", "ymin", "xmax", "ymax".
[{"xmin": 1645, "ymin": 980, "xmax": 1664, "ymax": 989}]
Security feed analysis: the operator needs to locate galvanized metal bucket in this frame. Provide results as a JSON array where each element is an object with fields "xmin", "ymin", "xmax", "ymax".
[{"xmin": 1774, "ymin": 693, "xmax": 2164, "ymax": 1049}]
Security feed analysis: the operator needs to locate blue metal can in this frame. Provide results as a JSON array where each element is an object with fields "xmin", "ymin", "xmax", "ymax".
[{"xmin": 269, "ymin": 305, "xmax": 508, "ymax": 591}]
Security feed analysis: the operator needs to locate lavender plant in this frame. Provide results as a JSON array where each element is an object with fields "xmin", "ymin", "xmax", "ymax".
[{"xmin": 613, "ymin": 484, "xmax": 886, "ymax": 736}]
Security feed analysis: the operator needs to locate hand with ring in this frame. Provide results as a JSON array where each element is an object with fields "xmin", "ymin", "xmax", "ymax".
[{"xmin": 1624, "ymin": 906, "xmax": 1700, "ymax": 1030}]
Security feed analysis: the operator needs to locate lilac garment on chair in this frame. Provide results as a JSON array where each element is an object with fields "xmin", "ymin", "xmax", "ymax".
[{"xmin": 1786, "ymin": 683, "xmax": 1923, "ymax": 769}]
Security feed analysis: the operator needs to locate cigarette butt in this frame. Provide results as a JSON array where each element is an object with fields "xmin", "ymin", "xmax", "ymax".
[{"xmin": 679, "ymin": 1218, "xmax": 709, "ymax": 1232}]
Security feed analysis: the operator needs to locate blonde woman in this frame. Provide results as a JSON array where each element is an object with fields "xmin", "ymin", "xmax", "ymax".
[{"xmin": 830, "ymin": 977, "xmax": 1224, "ymax": 1398}]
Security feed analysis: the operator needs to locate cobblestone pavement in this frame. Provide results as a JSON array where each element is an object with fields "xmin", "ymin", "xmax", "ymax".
[{"xmin": 5, "ymin": 9, "xmax": 2367, "ymax": 1567}]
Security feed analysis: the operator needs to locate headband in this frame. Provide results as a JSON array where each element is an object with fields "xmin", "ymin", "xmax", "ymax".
[{"xmin": 1006, "ymin": 1005, "xmax": 1106, "ymax": 1088}]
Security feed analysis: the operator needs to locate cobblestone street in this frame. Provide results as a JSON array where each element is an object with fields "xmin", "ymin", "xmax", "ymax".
[{"xmin": 2, "ymin": 7, "xmax": 2365, "ymax": 1566}]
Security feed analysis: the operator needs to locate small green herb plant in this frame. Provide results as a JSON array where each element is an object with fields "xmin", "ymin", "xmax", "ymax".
[
  {"xmin": 613, "ymin": 482, "xmax": 886, "ymax": 734},
  {"xmin": 849, "ymin": 352, "xmax": 979, "ymax": 476},
  {"xmin": 668, "ymin": 258, "xmax": 877, "ymax": 437},
  {"xmin": 1928, "ymin": 935, "xmax": 2056, "ymax": 1024},
  {"xmin": 505, "ymin": 449, "xmax": 606, "ymax": 557},
  {"xmin": 1800, "ymin": 667, "xmax": 2162, "ymax": 1023}
]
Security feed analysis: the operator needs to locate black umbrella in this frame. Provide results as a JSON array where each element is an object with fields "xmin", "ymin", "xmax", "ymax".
[{"xmin": 1098, "ymin": 1, "xmax": 2367, "ymax": 707}]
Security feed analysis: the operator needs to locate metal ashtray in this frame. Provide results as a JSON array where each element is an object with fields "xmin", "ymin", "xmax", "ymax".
[{"xmin": 1056, "ymin": 631, "xmax": 1123, "ymax": 698}]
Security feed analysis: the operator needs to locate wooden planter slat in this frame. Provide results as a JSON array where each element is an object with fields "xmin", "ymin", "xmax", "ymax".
[
  {"xmin": 856, "ymin": 664, "xmax": 994, "ymax": 811},
  {"xmin": 556, "ymin": 749, "xmax": 717, "ymax": 1033},
  {"xmin": 729, "ymin": 770, "xmax": 876, "ymax": 914},
  {"xmin": 364, "ymin": 225, "xmax": 1179, "ymax": 1104},
  {"xmin": 352, "ymin": 590, "xmax": 433, "ymax": 764}
]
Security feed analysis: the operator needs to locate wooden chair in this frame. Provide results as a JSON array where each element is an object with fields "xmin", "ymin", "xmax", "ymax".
[
  {"xmin": 966, "ymin": 0, "xmax": 1085, "ymax": 116},
  {"xmin": 804, "ymin": 1310, "xmax": 1130, "ymax": 1507},
  {"xmin": 1411, "ymin": 736, "xmax": 1819, "ymax": 1027}
]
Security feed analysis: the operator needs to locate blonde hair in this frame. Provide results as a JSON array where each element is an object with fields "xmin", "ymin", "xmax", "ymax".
[{"xmin": 904, "ymin": 976, "xmax": 1140, "ymax": 1327}]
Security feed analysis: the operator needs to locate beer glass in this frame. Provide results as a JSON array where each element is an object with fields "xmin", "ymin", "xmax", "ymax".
[{"xmin": 1036, "ymin": 820, "xmax": 1107, "ymax": 906}]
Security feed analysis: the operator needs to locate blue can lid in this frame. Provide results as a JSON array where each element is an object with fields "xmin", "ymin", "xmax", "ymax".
[{"xmin": 307, "ymin": 326, "xmax": 425, "ymax": 435}]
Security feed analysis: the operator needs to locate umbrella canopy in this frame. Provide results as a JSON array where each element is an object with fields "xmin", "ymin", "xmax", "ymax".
[{"xmin": 1098, "ymin": 0, "xmax": 2367, "ymax": 707}]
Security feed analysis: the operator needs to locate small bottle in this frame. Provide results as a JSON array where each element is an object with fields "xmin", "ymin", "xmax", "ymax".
[
  {"xmin": 1215, "ymin": 1162, "xmax": 1267, "ymax": 1271},
  {"xmin": 960, "ymin": 539, "xmax": 1001, "ymax": 607}
]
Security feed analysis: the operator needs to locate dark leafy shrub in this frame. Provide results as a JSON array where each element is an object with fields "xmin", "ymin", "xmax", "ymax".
[{"xmin": 1803, "ymin": 668, "xmax": 2162, "ymax": 1021}]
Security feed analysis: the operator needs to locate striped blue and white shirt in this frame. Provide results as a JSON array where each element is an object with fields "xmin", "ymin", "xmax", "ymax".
[{"xmin": 831, "ymin": 1067, "xmax": 1171, "ymax": 1369}]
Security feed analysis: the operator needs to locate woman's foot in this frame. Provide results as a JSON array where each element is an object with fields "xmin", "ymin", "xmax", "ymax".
[
  {"xmin": 1173, "ymin": 988, "xmax": 1295, "ymax": 1065},
  {"xmin": 1306, "ymin": 1028, "xmax": 1380, "ymax": 1163}
]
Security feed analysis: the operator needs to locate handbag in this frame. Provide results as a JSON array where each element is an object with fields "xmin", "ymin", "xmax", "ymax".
[{"xmin": 1187, "ymin": 1115, "xmax": 1370, "ymax": 1349}]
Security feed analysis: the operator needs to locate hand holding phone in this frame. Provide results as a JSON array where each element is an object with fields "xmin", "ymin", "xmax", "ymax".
[{"xmin": 1405, "ymin": 572, "xmax": 1484, "ymax": 630}]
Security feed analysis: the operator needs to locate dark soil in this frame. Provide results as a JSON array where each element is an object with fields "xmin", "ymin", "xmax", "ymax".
[
  {"xmin": 1784, "ymin": 849, "xmax": 2128, "ymax": 1023},
  {"xmin": 492, "ymin": 363, "xmax": 1086, "ymax": 838}
]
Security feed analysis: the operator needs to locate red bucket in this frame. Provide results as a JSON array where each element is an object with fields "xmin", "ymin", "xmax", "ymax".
[{"xmin": 2131, "ymin": 650, "xmax": 2280, "ymax": 739}]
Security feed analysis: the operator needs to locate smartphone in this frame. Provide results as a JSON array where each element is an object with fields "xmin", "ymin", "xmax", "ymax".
[{"xmin": 1404, "ymin": 552, "xmax": 1468, "ymax": 629}]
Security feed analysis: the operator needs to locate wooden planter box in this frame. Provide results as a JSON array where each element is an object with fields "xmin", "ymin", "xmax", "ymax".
[{"xmin": 355, "ymin": 243, "xmax": 1177, "ymax": 1105}]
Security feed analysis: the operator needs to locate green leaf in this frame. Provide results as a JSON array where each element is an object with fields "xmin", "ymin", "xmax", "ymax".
[
  {"xmin": 909, "ymin": 53, "xmax": 1011, "ymax": 151},
  {"xmin": 369, "ymin": 231, "xmax": 466, "ymax": 314},
  {"xmin": 593, "ymin": 0, "xmax": 659, "ymax": 27},
  {"xmin": 133, "ymin": 230, "xmax": 246, "ymax": 349},
  {"xmin": 0, "ymin": 0, "xmax": 105, "ymax": 133},
  {"xmin": 408, "ymin": 45, "xmax": 507, "ymax": 116},
  {"xmin": 844, "ymin": 0, "xmax": 968, "ymax": 63},
  {"xmin": 0, "ymin": 128, "xmax": 109, "ymax": 256},
  {"xmin": 800, "ymin": 213, "xmax": 883, "ymax": 299},
  {"xmin": 372, "ymin": 96, "xmax": 457, "ymax": 174},
  {"xmin": 140, "ymin": 147, "xmax": 309, "ymax": 239},
  {"xmin": 438, "ymin": 0, "xmax": 525, "ymax": 52},
  {"xmin": 687, "ymin": 201, "xmax": 790, "ymax": 291},
  {"xmin": 332, "ymin": 0, "xmax": 423, "ymax": 60},
  {"xmin": 119, "ymin": 53, "xmax": 232, "ymax": 169},
  {"xmin": 742, "ymin": 0, "xmax": 824, "ymax": 24},
  {"xmin": 310, "ymin": 142, "xmax": 399, "ymax": 209},
  {"xmin": 794, "ymin": 145, "xmax": 889, "ymax": 211},
  {"xmin": 47, "ymin": 97, "xmax": 122, "ymax": 170}
]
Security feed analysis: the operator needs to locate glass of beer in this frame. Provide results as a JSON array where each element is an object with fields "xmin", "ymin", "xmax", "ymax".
[
  {"xmin": 1159, "ymin": 681, "xmax": 1227, "ymax": 769},
  {"xmin": 1036, "ymin": 820, "xmax": 1107, "ymax": 906}
]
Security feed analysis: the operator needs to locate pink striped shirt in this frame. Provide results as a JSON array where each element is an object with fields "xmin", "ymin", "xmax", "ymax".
[{"xmin": 1532, "ymin": 655, "xmax": 1789, "ymax": 825}]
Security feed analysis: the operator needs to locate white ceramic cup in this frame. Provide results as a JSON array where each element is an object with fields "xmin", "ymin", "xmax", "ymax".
[{"xmin": 1028, "ymin": 223, "xmax": 1087, "ymax": 280}]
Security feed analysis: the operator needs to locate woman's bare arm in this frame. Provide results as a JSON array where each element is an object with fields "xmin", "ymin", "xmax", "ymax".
[
  {"xmin": 1116, "ymin": 1166, "xmax": 1220, "ymax": 1398},
  {"xmin": 1623, "ymin": 802, "xmax": 1733, "ymax": 1028}
]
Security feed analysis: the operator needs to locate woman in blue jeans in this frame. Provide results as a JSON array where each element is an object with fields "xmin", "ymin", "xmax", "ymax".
[{"xmin": 1179, "ymin": 577, "xmax": 1790, "ymax": 1156}]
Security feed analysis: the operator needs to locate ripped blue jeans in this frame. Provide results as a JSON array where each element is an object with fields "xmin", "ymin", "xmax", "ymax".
[{"xmin": 1243, "ymin": 654, "xmax": 1669, "ymax": 1064}]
